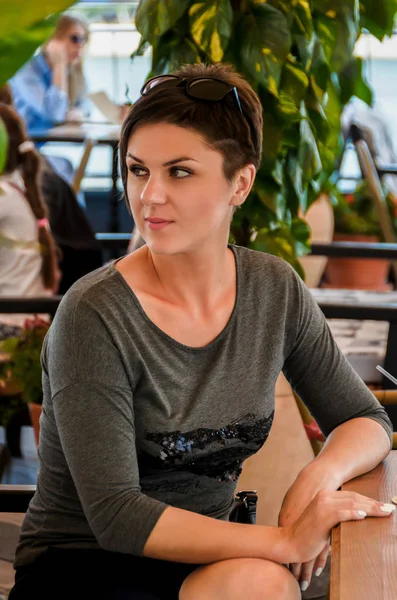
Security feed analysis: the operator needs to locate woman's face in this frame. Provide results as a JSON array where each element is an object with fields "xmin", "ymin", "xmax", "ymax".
[
  {"xmin": 63, "ymin": 23, "xmax": 87, "ymax": 65},
  {"xmin": 126, "ymin": 122, "xmax": 251, "ymax": 255}
]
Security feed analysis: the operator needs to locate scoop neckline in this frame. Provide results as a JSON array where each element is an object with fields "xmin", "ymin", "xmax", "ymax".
[{"xmin": 110, "ymin": 244, "xmax": 241, "ymax": 353}]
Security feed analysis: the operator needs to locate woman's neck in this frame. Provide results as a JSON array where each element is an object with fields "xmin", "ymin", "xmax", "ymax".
[{"xmin": 144, "ymin": 240, "xmax": 235, "ymax": 314}]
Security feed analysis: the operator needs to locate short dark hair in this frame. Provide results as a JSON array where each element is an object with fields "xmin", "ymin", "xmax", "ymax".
[{"xmin": 119, "ymin": 63, "xmax": 263, "ymax": 199}]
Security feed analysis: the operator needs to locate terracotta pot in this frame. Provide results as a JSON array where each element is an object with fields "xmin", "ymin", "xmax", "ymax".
[
  {"xmin": 324, "ymin": 234, "xmax": 392, "ymax": 291},
  {"xmin": 28, "ymin": 402, "xmax": 42, "ymax": 447}
]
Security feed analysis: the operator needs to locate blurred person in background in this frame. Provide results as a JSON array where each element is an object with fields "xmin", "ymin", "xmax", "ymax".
[
  {"xmin": 10, "ymin": 13, "xmax": 90, "ymax": 133},
  {"xmin": 0, "ymin": 103, "xmax": 59, "ymax": 341},
  {"xmin": 9, "ymin": 14, "xmax": 91, "ymax": 207},
  {"xmin": 0, "ymin": 84, "xmax": 103, "ymax": 295}
]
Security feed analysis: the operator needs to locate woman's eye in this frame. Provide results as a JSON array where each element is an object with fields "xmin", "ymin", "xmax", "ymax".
[
  {"xmin": 129, "ymin": 165, "xmax": 148, "ymax": 177},
  {"xmin": 170, "ymin": 167, "xmax": 192, "ymax": 179}
]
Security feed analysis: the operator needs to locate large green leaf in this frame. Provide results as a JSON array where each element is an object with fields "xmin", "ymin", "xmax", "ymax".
[
  {"xmin": 360, "ymin": 0, "xmax": 397, "ymax": 39},
  {"xmin": 252, "ymin": 226, "xmax": 305, "ymax": 277},
  {"xmin": 239, "ymin": 4, "xmax": 291, "ymax": 95},
  {"xmin": 3, "ymin": 0, "xmax": 74, "ymax": 37},
  {"xmin": 293, "ymin": 0, "xmax": 313, "ymax": 39},
  {"xmin": 261, "ymin": 111, "xmax": 284, "ymax": 170},
  {"xmin": 148, "ymin": 25, "xmax": 202, "ymax": 75},
  {"xmin": 338, "ymin": 57, "xmax": 372, "ymax": 105},
  {"xmin": 0, "ymin": 15, "xmax": 60, "ymax": 87},
  {"xmin": 0, "ymin": 117, "xmax": 8, "ymax": 175},
  {"xmin": 298, "ymin": 117, "xmax": 322, "ymax": 181},
  {"xmin": 310, "ymin": 37, "xmax": 331, "ymax": 92},
  {"xmin": 331, "ymin": 12, "xmax": 359, "ymax": 72},
  {"xmin": 135, "ymin": 0, "xmax": 190, "ymax": 45},
  {"xmin": 168, "ymin": 37, "xmax": 202, "ymax": 71},
  {"xmin": 189, "ymin": 0, "xmax": 233, "ymax": 62},
  {"xmin": 255, "ymin": 172, "xmax": 286, "ymax": 218},
  {"xmin": 305, "ymin": 79, "xmax": 329, "ymax": 140},
  {"xmin": 291, "ymin": 216, "xmax": 311, "ymax": 255},
  {"xmin": 312, "ymin": 0, "xmax": 359, "ymax": 15},
  {"xmin": 280, "ymin": 60, "xmax": 309, "ymax": 106},
  {"xmin": 313, "ymin": 14, "xmax": 337, "ymax": 65}
]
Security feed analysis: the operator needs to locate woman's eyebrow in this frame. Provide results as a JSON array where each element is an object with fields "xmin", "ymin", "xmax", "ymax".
[
  {"xmin": 163, "ymin": 157, "xmax": 198, "ymax": 166},
  {"xmin": 126, "ymin": 152, "xmax": 198, "ymax": 167}
]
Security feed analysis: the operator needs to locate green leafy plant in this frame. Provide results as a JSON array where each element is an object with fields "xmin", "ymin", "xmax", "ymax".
[
  {"xmin": 0, "ymin": 0, "xmax": 76, "ymax": 87},
  {"xmin": 333, "ymin": 183, "xmax": 397, "ymax": 238},
  {"xmin": 131, "ymin": 0, "xmax": 397, "ymax": 276},
  {"xmin": 0, "ymin": 0, "xmax": 76, "ymax": 176},
  {"xmin": 0, "ymin": 317, "xmax": 50, "ymax": 407}
]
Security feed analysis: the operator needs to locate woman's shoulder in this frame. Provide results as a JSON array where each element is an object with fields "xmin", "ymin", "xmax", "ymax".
[
  {"xmin": 57, "ymin": 262, "xmax": 124, "ymax": 315},
  {"xmin": 232, "ymin": 244, "xmax": 298, "ymax": 280}
]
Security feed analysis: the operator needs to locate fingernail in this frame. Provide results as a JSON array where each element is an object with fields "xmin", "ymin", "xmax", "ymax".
[
  {"xmin": 300, "ymin": 581, "xmax": 309, "ymax": 592},
  {"xmin": 315, "ymin": 568, "xmax": 323, "ymax": 577},
  {"xmin": 358, "ymin": 510, "xmax": 367, "ymax": 517},
  {"xmin": 380, "ymin": 504, "xmax": 396, "ymax": 513}
]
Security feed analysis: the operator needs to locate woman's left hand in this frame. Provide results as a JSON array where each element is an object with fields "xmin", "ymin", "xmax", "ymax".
[
  {"xmin": 278, "ymin": 464, "xmax": 339, "ymax": 591},
  {"xmin": 66, "ymin": 107, "xmax": 84, "ymax": 123}
]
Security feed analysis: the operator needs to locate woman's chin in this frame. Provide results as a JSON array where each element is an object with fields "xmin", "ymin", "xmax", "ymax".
[{"xmin": 145, "ymin": 238, "xmax": 185, "ymax": 256}]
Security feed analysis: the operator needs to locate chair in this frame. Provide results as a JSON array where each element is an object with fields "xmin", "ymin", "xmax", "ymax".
[
  {"xmin": 71, "ymin": 138, "xmax": 95, "ymax": 195},
  {"xmin": 0, "ymin": 485, "xmax": 34, "ymax": 598}
]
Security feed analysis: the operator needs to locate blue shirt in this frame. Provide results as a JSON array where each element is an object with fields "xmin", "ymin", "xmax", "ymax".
[{"xmin": 9, "ymin": 53, "xmax": 70, "ymax": 135}]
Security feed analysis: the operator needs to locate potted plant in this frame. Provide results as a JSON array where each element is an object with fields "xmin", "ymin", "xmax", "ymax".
[
  {"xmin": 131, "ymin": 0, "xmax": 397, "ymax": 278},
  {"xmin": 324, "ymin": 183, "xmax": 397, "ymax": 289},
  {"xmin": 0, "ymin": 316, "xmax": 50, "ymax": 446}
]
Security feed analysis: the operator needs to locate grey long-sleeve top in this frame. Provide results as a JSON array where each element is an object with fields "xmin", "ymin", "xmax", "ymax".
[{"xmin": 14, "ymin": 245, "xmax": 392, "ymax": 567}]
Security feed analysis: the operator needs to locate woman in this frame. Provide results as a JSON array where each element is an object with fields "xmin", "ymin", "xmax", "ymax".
[
  {"xmin": 9, "ymin": 14, "xmax": 90, "ymax": 206},
  {"xmin": 0, "ymin": 103, "xmax": 59, "ymax": 340},
  {"xmin": 9, "ymin": 14, "xmax": 90, "ymax": 135},
  {"xmin": 9, "ymin": 63, "xmax": 394, "ymax": 600}
]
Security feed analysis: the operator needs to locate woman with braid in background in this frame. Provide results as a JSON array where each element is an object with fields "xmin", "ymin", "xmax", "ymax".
[{"xmin": 0, "ymin": 103, "xmax": 59, "ymax": 341}]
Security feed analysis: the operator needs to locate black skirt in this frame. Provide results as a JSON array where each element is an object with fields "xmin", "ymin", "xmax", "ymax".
[{"xmin": 9, "ymin": 547, "xmax": 200, "ymax": 600}]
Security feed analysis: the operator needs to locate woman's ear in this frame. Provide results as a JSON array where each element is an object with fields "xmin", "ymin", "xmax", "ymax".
[{"xmin": 230, "ymin": 164, "xmax": 256, "ymax": 208}]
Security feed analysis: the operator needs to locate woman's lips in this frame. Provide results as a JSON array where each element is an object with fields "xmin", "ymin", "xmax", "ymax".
[{"xmin": 145, "ymin": 218, "xmax": 172, "ymax": 230}]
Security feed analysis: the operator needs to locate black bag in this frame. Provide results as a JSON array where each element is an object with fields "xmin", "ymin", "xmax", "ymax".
[{"xmin": 229, "ymin": 490, "xmax": 258, "ymax": 524}]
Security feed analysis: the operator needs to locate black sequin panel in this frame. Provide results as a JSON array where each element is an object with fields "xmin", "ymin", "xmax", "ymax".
[{"xmin": 142, "ymin": 411, "xmax": 274, "ymax": 482}]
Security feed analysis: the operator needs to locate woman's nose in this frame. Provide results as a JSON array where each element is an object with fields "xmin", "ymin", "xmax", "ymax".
[{"xmin": 140, "ymin": 177, "xmax": 167, "ymax": 206}]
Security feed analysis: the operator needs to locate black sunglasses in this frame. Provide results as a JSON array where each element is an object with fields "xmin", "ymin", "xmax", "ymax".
[
  {"xmin": 140, "ymin": 75, "xmax": 244, "ymax": 116},
  {"xmin": 69, "ymin": 34, "xmax": 87, "ymax": 45}
]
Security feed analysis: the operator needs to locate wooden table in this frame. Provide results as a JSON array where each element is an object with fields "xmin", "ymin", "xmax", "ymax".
[{"xmin": 330, "ymin": 450, "xmax": 397, "ymax": 599}]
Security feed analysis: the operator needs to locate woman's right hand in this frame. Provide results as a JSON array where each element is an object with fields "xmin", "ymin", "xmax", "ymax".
[
  {"xmin": 45, "ymin": 39, "xmax": 68, "ymax": 66},
  {"xmin": 283, "ymin": 489, "xmax": 395, "ymax": 564}
]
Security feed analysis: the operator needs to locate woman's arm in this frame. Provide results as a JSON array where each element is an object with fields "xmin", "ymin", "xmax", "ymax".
[
  {"xmin": 278, "ymin": 263, "xmax": 393, "ymax": 587},
  {"xmin": 307, "ymin": 416, "xmax": 391, "ymax": 487},
  {"xmin": 10, "ymin": 55, "xmax": 68, "ymax": 130},
  {"xmin": 279, "ymin": 417, "xmax": 391, "ymax": 535},
  {"xmin": 143, "ymin": 489, "xmax": 394, "ymax": 565},
  {"xmin": 144, "ymin": 506, "xmax": 289, "ymax": 564}
]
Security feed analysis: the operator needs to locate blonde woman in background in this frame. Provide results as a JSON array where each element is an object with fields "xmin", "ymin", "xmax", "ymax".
[
  {"xmin": 10, "ymin": 14, "xmax": 90, "ymax": 133},
  {"xmin": 9, "ymin": 14, "xmax": 91, "ymax": 206}
]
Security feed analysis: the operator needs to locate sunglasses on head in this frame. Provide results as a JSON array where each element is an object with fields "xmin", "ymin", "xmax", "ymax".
[
  {"xmin": 69, "ymin": 34, "xmax": 87, "ymax": 45},
  {"xmin": 140, "ymin": 75, "xmax": 244, "ymax": 116}
]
